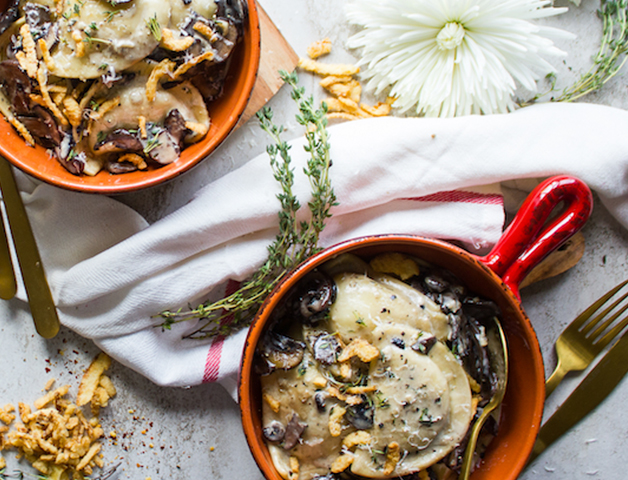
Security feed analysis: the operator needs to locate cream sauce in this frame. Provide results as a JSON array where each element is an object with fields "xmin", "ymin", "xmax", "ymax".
[{"xmin": 261, "ymin": 269, "xmax": 474, "ymax": 479}]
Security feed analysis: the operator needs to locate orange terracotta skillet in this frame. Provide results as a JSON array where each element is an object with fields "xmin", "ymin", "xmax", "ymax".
[
  {"xmin": 0, "ymin": 0, "xmax": 260, "ymax": 194},
  {"xmin": 239, "ymin": 175, "xmax": 593, "ymax": 480}
]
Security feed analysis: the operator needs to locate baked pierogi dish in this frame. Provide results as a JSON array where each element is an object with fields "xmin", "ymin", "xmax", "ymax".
[
  {"xmin": 256, "ymin": 253, "xmax": 504, "ymax": 480},
  {"xmin": 0, "ymin": 0, "xmax": 246, "ymax": 175}
]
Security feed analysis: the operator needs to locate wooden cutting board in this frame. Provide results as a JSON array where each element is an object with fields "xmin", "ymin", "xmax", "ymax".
[
  {"xmin": 521, "ymin": 231, "xmax": 585, "ymax": 289},
  {"xmin": 238, "ymin": 4, "xmax": 300, "ymax": 126}
]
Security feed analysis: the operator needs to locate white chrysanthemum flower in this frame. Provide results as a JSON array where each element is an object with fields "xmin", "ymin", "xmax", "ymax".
[{"xmin": 345, "ymin": 0, "xmax": 574, "ymax": 117}]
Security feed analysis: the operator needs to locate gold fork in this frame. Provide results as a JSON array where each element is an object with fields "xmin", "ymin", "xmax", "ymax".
[
  {"xmin": 545, "ymin": 278, "xmax": 628, "ymax": 398},
  {"xmin": 0, "ymin": 206, "xmax": 16, "ymax": 300}
]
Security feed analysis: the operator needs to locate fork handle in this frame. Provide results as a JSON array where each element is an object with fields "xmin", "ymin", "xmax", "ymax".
[
  {"xmin": 481, "ymin": 176, "xmax": 593, "ymax": 299},
  {"xmin": 545, "ymin": 359, "xmax": 568, "ymax": 398}
]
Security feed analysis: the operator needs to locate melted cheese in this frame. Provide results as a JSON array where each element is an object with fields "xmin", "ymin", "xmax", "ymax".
[
  {"xmin": 261, "ymin": 272, "xmax": 475, "ymax": 480},
  {"xmin": 328, "ymin": 273, "xmax": 448, "ymax": 343},
  {"xmin": 50, "ymin": 0, "xmax": 171, "ymax": 79},
  {"xmin": 373, "ymin": 273, "xmax": 451, "ymax": 341},
  {"xmin": 261, "ymin": 350, "xmax": 346, "ymax": 480},
  {"xmin": 351, "ymin": 325, "xmax": 472, "ymax": 477}
]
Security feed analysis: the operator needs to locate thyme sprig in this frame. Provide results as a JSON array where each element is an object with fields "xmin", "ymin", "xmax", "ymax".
[
  {"xmin": 525, "ymin": 0, "xmax": 628, "ymax": 104},
  {"xmin": 146, "ymin": 14, "xmax": 162, "ymax": 41},
  {"xmin": 558, "ymin": 0, "xmax": 628, "ymax": 101},
  {"xmin": 157, "ymin": 71, "xmax": 337, "ymax": 339}
]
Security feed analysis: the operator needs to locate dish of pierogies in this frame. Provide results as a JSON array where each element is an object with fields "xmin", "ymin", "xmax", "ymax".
[
  {"xmin": 0, "ymin": 0, "xmax": 246, "ymax": 175},
  {"xmin": 255, "ymin": 253, "xmax": 504, "ymax": 480}
]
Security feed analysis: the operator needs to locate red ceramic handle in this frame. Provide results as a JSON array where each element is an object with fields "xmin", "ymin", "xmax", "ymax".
[{"xmin": 480, "ymin": 176, "xmax": 593, "ymax": 300}]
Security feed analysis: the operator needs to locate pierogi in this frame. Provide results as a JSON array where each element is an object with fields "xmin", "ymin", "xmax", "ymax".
[{"xmin": 257, "ymin": 253, "xmax": 503, "ymax": 480}]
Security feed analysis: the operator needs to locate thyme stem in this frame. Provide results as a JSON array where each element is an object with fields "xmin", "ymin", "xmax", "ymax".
[
  {"xmin": 523, "ymin": 0, "xmax": 628, "ymax": 105},
  {"xmin": 157, "ymin": 71, "xmax": 337, "ymax": 339},
  {"xmin": 557, "ymin": 0, "xmax": 628, "ymax": 102}
]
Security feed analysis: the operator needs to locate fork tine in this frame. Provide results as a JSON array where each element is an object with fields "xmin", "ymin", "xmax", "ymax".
[
  {"xmin": 582, "ymin": 290, "xmax": 628, "ymax": 336},
  {"xmin": 594, "ymin": 313, "xmax": 628, "ymax": 348},
  {"xmin": 583, "ymin": 293, "xmax": 628, "ymax": 339},
  {"xmin": 545, "ymin": 279, "xmax": 628, "ymax": 399},
  {"xmin": 570, "ymin": 279, "xmax": 628, "ymax": 330}
]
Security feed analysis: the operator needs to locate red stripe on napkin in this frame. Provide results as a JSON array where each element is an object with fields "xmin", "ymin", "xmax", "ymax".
[
  {"xmin": 403, "ymin": 190, "xmax": 503, "ymax": 205},
  {"xmin": 202, "ymin": 280, "xmax": 241, "ymax": 383}
]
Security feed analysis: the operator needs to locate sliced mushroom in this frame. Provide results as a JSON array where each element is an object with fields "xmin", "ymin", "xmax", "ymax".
[
  {"xmin": 57, "ymin": 149, "xmax": 86, "ymax": 175},
  {"xmin": 0, "ymin": 0, "xmax": 20, "ymax": 37},
  {"xmin": 143, "ymin": 130, "xmax": 181, "ymax": 165},
  {"xmin": 259, "ymin": 331, "xmax": 306, "ymax": 372},
  {"xmin": 93, "ymin": 129, "xmax": 143, "ymax": 154},
  {"xmin": 105, "ymin": 159, "xmax": 140, "ymax": 174},
  {"xmin": 190, "ymin": 61, "xmax": 231, "ymax": 101},
  {"xmin": 462, "ymin": 297, "xmax": 500, "ymax": 320},
  {"xmin": 345, "ymin": 402, "xmax": 374, "ymax": 430},
  {"xmin": 164, "ymin": 109, "xmax": 189, "ymax": 146},
  {"xmin": 423, "ymin": 274, "xmax": 449, "ymax": 293},
  {"xmin": 181, "ymin": 12, "xmax": 240, "ymax": 101},
  {"xmin": 210, "ymin": 18, "xmax": 238, "ymax": 62},
  {"xmin": 296, "ymin": 271, "xmax": 337, "ymax": 324},
  {"xmin": 449, "ymin": 312, "xmax": 493, "ymax": 400},
  {"xmin": 24, "ymin": 3, "xmax": 56, "ymax": 46},
  {"xmin": 312, "ymin": 333, "xmax": 341, "ymax": 365},
  {"xmin": 0, "ymin": 60, "xmax": 34, "ymax": 115},
  {"xmin": 411, "ymin": 332, "xmax": 437, "ymax": 355},
  {"xmin": 314, "ymin": 391, "xmax": 328, "ymax": 412},
  {"xmin": 282, "ymin": 413, "xmax": 307, "ymax": 450},
  {"xmin": 262, "ymin": 421, "xmax": 285, "ymax": 443},
  {"xmin": 216, "ymin": 0, "xmax": 248, "ymax": 35},
  {"xmin": 17, "ymin": 106, "xmax": 62, "ymax": 148}
]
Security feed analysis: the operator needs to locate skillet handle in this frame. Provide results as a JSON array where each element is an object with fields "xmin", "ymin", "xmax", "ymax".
[{"xmin": 480, "ymin": 175, "xmax": 593, "ymax": 300}]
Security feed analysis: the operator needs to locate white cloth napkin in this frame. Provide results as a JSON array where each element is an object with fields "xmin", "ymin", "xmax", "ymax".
[{"xmin": 9, "ymin": 101, "xmax": 628, "ymax": 401}]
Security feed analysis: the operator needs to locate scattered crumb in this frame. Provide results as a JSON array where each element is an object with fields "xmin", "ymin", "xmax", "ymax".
[
  {"xmin": 307, "ymin": 38, "xmax": 332, "ymax": 59},
  {"xmin": 298, "ymin": 39, "xmax": 395, "ymax": 122},
  {"xmin": 0, "ymin": 352, "xmax": 118, "ymax": 479}
]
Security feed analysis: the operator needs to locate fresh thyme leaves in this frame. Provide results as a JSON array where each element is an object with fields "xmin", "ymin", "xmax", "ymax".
[
  {"xmin": 157, "ymin": 70, "xmax": 337, "ymax": 339},
  {"xmin": 558, "ymin": 0, "xmax": 628, "ymax": 101},
  {"xmin": 418, "ymin": 407, "xmax": 436, "ymax": 426},
  {"xmin": 525, "ymin": 0, "xmax": 628, "ymax": 104},
  {"xmin": 375, "ymin": 391, "xmax": 390, "ymax": 409},
  {"xmin": 143, "ymin": 127, "xmax": 162, "ymax": 154},
  {"xmin": 146, "ymin": 14, "xmax": 162, "ymax": 41},
  {"xmin": 83, "ymin": 27, "xmax": 111, "ymax": 46},
  {"xmin": 104, "ymin": 10, "xmax": 118, "ymax": 22}
]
